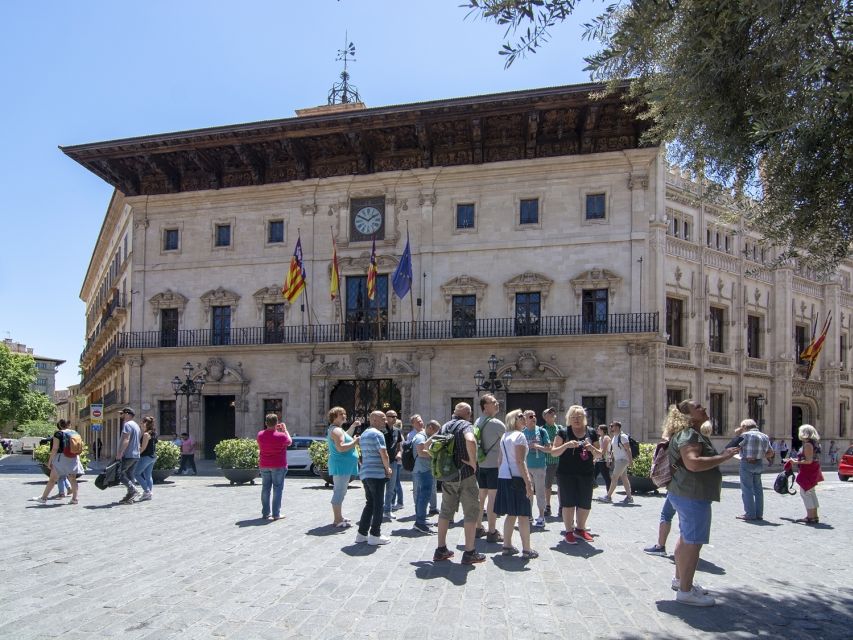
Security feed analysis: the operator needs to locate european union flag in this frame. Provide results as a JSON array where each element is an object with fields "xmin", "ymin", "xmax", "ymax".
[{"xmin": 392, "ymin": 232, "xmax": 413, "ymax": 299}]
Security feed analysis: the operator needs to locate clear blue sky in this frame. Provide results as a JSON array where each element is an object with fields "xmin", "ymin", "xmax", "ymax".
[{"xmin": 0, "ymin": 0, "xmax": 600, "ymax": 390}]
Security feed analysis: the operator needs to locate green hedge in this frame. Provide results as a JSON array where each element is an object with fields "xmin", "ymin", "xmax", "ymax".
[{"xmin": 214, "ymin": 438, "xmax": 259, "ymax": 469}]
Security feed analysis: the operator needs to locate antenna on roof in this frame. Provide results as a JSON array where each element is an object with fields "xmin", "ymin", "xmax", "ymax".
[{"xmin": 328, "ymin": 32, "xmax": 361, "ymax": 105}]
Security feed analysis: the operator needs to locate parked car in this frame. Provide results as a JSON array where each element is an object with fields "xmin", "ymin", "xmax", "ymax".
[
  {"xmin": 838, "ymin": 445, "xmax": 853, "ymax": 482},
  {"xmin": 19, "ymin": 437, "xmax": 43, "ymax": 454},
  {"xmin": 287, "ymin": 436, "xmax": 325, "ymax": 474}
]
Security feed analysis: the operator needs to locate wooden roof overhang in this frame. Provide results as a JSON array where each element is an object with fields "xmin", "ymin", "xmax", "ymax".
[{"xmin": 60, "ymin": 82, "xmax": 652, "ymax": 197}]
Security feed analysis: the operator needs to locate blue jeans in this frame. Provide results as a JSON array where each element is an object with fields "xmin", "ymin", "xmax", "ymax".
[
  {"xmin": 359, "ymin": 477, "xmax": 388, "ymax": 536},
  {"xmin": 413, "ymin": 469, "xmax": 434, "ymax": 525},
  {"xmin": 383, "ymin": 461, "xmax": 401, "ymax": 514},
  {"xmin": 739, "ymin": 459, "xmax": 765, "ymax": 519},
  {"xmin": 660, "ymin": 494, "xmax": 676, "ymax": 523},
  {"xmin": 260, "ymin": 467, "xmax": 287, "ymax": 518},
  {"xmin": 134, "ymin": 455, "xmax": 156, "ymax": 493}
]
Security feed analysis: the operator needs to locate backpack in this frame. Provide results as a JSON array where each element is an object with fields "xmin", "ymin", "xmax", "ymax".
[
  {"xmin": 401, "ymin": 439, "xmax": 416, "ymax": 472},
  {"xmin": 473, "ymin": 417, "xmax": 499, "ymax": 464},
  {"xmin": 62, "ymin": 429, "xmax": 84, "ymax": 457},
  {"xmin": 650, "ymin": 440, "xmax": 673, "ymax": 487},
  {"xmin": 429, "ymin": 420, "xmax": 466, "ymax": 480},
  {"xmin": 774, "ymin": 467, "xmax": 797, "ymax": 495},
  {"xmin": 616, "ymin": 432, "xmax": 640, "ymax": 459}
]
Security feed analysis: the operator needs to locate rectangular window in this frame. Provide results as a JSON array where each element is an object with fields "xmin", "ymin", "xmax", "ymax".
[
  {"xmin": 666, "ymin": 297, "xmax": 684, "ymax": 346},
  {"xmin": 215, "ymin": 224, "xmax": 231, "ymax": 247},
  {"xmin": 345, "ymin": 275, "xmax": 389, "ymax": 340},
  {"xmin": 159, "ymin": 400, "xmax": 176, "ymax": 435},
  {"xmin": 795, "ymin": 325, "xmax": 808, "ymax": 365},
  {"xmin": 211, "ymin": 305, "xmax": 231, "ymax": 345},
  {"xmin": 747, "ymin": 315, "xmax": 761, "ymax": 358},
  {"xmin": 706, "ymin": 228, "xmax": 712, "ymax": 247},
  {"xmin": 268, "ymin": 220, "xmax": 284, "ymax": 244},
  {"xmin": 682, "ymin": 219, "xmax": 690, "ymax": 241},
  {"xmin": 840, "ymin": 403, "xmax": 847, "ymax": 438},
  {"xmin": 160, "ymin": 308, "xmax": 178, "ymax": 347},
  {"xmin": 585, "ymin": 193, "xmax": 606, "ymax": 220},
  {"xmin": 515, "ymin": 291, "xmax": 541, "ymax": 336},
  {"xmin": 264, "ymin": 303, "xmax": 285, "ymax": 343},
  {"xmin": 709, "ymin": 392, "xmax": 725, "ymax": 435},
  {"xmin": 724, "ymin": 235, "xmax": 731, "ymax": 253},
  {"xmin": 582, "ymin": 396, "xmax": 607, "ymax": 429},
  {"xmin": 666, "ymin": 389, "xmax": 684, "ymax": 410},
  {"xmin": 747, "ymin": 395, "xmax": 761, "ymax": 423},
  {"xmin": 451, "ymin": 295, "xmax": 477, "ymax": 338},
  {"xmin": 709, "ymin": 307, "xmax": 724, "ymax": 353},
  {"xmin": 519, "ymin": 198, "xmax": 539, "ymax": 225},
  {"xmin": 456, "ymin": 203, "xmax": 475, "ymax": 229},
  {"xmin": 582, "ymin": 289, "xmax": 609, "ymax": 334},
  {"xmin": 263, "ymin": 398, "xmax": 283, "ymax": 420},
  {"xmin": 163, "ymin": 228, "xmax": 179, "ymax": 251},
  {"xmin": 841, "ymin": 334, "xmax": 847, "ymax": 368}
]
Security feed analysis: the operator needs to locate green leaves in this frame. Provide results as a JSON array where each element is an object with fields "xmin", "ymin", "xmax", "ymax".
[
  {"xmin": 214, "ymin": 438, "xmax": 259, "ymax": 469},
  {"xmin": 0, "ymin": 344, "xmax": 55, "ymax": 428},
  {"xmin": 154, "ymin": 440, "xmax": 181, "ymax": 470}
]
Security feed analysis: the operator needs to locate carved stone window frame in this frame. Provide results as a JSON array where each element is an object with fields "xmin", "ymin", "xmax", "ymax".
[
  {"xmin": 200, "ymin": 287, "xmax": 240, "ymax": 323},
  {"xmin": 580, "ymin": 186, "xmax": 611, "ymax": 225},
  {"xmin": 503, "ymin": 272, "xmax": 553, "ymax": 316},
  {"xmin": 159, "ymin": 222, "xmax": 183, "ymax": 256},
  {"xmin": 211, "ymin": 216, "xmax": 236, "ymax": 252},
  {"xmin": 515, "ymin": 193, "xmax": 544, "ymax": 230},
  {"xmin": 570, "ymin": 268, "xmax": 622, "ymax": 302},
  {"xmin": 338, "ymin": 254, "xmax": 401, "ymax": 316},
  {"xmin": 148, "ymin": 289, "xmax": 188, "ymax": 325},
  {"xmin": 440, "ymin": 275, "xmax": 488, "ymax": 313},
  {"xmin": 252, "ymin": 286, "xmax": 290, "ymax": 322}
]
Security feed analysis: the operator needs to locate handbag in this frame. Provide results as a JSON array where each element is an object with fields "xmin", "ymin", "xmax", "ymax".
[{"xmin": 501, "ymin": 436, "xmax": 527, "ymax": 491}]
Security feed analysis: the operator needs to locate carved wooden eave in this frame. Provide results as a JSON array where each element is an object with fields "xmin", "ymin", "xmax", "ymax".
[
  {"xmin": 570, "ymin": 268, "xmax": 623, "ymax": 299},
  {"xmin": 60, "ymin": 82, "xmax": 653, "ymax": 197}
]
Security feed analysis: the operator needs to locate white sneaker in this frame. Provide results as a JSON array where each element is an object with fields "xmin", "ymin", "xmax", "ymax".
[
  {"xmin": 138, "ymin": 492, "xmax": 152, "ymax": 501},
  {"xmin": 676, "ymin": 585, "xmax": 715, "ymax": 607},
  {"xmin": 367, "ymin": 534, "xmax": 391, "ymax": 545},
  {"xmin": 671, "ymin": 578, "xmax": 709, "ymax": 594},
  {"xmin": 354, "ymin": 533, "xmax": 368, "ymax": 543},
  {"xmin": 533, "ymin": 517, "xmax": 545, "ymax": 528}
]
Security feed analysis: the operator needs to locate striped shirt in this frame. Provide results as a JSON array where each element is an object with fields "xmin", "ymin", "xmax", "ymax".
[{"xmin": 358, "ymin": 427, "xmax": 387, "ymax": 480}]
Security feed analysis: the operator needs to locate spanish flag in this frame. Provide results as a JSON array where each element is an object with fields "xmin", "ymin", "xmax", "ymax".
[
  {"xmin": 800, "ymin": 312, "xmax": 832, "ymax": 380},
  {"xmin": 282, "ymin": 236, "xmax": 306, "ymax": 303},
  {"xmin": 367, "ymin": 236, "xmax": 377, "ymax": 301},
  {"xmin": 330, "ymin": 235, "xmax": 340, "ymax": 301}
]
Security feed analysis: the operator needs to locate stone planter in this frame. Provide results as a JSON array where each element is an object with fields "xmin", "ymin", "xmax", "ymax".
[
  {"xmin": 312, "ymin": 466, "xmax": 333, "ymax": 487},
  {"xmin": 628, "ymin": 475, "xmax": 659, "ymax": 494},
  {"xmin": 221, "ymin": 468, "xmax": 259, "ymax": 485},
  {"xmin": 152, "ymin": 469, "xmax": 174, "ymax": 484}
]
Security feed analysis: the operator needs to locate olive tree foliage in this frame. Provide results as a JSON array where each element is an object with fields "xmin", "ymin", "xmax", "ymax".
[
  {"xmin": 0, "ymin": 344, "xmax": 56, "ymax": 427},
  {"xmin": 466, "ymin": 0, "xmax": 853, "ymax": 272}
]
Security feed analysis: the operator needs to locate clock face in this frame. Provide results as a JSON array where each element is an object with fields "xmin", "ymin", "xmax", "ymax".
[{"xmin": 354, "ymin": 206, "xmax": 383, "ymax": 236}]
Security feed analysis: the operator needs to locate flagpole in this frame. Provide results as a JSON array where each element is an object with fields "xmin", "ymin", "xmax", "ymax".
[{"xmin": 407, "ymin": 222, "xmax": 415, "ymax": 339}]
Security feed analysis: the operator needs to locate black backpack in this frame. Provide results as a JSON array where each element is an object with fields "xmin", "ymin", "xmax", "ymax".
[
  {"xmin": 401, "ymin": 440, "xmax": 416, "ymax": 472},
  {"xmin": 774, "ymin": 467, "xmax": 797, "ymax": 495},
  {"xmin": 617, "ymin": 433, "xmax": 640, "ymax": 458}
]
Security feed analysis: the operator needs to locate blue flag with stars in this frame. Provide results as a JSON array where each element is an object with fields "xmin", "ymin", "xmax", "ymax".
[{"xmin": 392, "ymin": 232, "xmax": 413, "ymax": 299}]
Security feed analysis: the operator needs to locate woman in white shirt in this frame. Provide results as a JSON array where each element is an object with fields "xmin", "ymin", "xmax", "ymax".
[{"xmin": 494, "ymin": 409, "xmax": 537, "ymax": 559}]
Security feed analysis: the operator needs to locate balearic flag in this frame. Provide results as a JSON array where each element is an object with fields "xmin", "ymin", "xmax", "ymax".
[
  {"xmin": 367, "ymin": 236, "xmax": 377, "ymax": 301},
  {"xmin": 282, "ymin": 236, "xmax": 307, "ymax": 303},
  {"xmin": 330, "ymin": 235, "xmax": 340, "ymax": 301},
  {"xmin": 391, "ymin": 231, "xmax": 413, "ymax": 299}
]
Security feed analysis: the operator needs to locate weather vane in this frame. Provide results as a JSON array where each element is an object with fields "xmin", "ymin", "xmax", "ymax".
[{"xmin": 328, "ymin": 32, "xmax": 361, "ymax": 105}]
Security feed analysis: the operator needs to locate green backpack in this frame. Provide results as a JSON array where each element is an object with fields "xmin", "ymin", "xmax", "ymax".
[
  {"xmin": 473, "ymin": 416, "xmax": 497, "ymax": 464},
  {"xmin": 429, "ymin": 423, "xmax": 461, "ymax": 480}
]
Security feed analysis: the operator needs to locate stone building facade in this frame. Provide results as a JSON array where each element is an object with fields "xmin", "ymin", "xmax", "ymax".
[{"xmin": 64, "ymin": 84, "xmax": 852, "ymax": 458}]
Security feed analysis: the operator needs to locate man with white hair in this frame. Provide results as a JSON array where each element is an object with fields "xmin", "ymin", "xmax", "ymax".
[{"xmin": 736, "ymin": 418, "xmax": 772, "ymax": 521}]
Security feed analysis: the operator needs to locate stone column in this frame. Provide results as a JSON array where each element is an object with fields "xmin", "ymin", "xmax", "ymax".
[{"xmin": 770, "ymin": 268, "xmax": 794, "ymax": 438}]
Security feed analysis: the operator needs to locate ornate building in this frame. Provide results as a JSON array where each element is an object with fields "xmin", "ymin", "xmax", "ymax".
[{"xmin": 64, "ymin": 83, "xmax": 851, "ymax": 457}]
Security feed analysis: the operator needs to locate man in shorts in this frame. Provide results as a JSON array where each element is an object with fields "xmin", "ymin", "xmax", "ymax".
[{"xmin": 475, "ymin": 394, "xmax": 506, "ymax": 543}]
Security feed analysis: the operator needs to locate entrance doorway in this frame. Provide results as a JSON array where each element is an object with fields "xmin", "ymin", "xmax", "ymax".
[
  {"xmin": 329, "ymin": 379, "xmax": 401, "ymax": 423},
  {"xmin": 204, "ymin": 395, "xmax": 235, "ymax": 459},
  {"xmin": 791, "ymin": 405, "xmax": 805, "ymax": 452},
  {"xmin": 506, "ymin": 393, "xmax": 549, "ymax": 423}
]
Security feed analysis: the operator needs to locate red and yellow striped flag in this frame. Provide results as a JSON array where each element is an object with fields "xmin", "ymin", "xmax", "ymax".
[
  {"xmin": 282, "ymin": 236, "xmax": 306, "ymax": 303},
  {"xmin": 367, "ymin": 236, "xmax": 377, "ymax": 300},
  {"xmin": 330, "ymin": 235, "xmax": 340, "ymax": 301}
]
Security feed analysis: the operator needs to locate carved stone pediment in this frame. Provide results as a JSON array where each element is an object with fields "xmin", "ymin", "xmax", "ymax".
[
  {"xmin": 252, "ymin": 286, "xmax": 289, "ymax": 320},
  {"xmin": 200, "ymin": 287, "xmax": 240, "ymax": 321},
  {"xmin": 504, "ymin": 272, "xmax": 553, "ymax": 312},
  {"xmin": 440, "ymin": 275, "xmax": 488, "ymax": 309},
  {"xmin": 338, "ymin": 254, "xmax": 400, "ymax": 274},
  {"xmin": 503, "ymin": 350, "xmax": 565, "ymax": 380},
  {"xmin": 570, "ymin": 268, "xmax": 622, "ymax": 299},
  {"xmin": 149, "ymin": 289, "xmax": 188, "ymax": 320}
]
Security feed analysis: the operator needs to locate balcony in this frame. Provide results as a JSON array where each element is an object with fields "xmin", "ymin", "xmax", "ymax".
[
  {"xmin": 118, "ymin": 312, "xmax": 659, "ymax": 349},
  {"xmin": 79, "ymin": 405, "xmax": 90, "ymax": 419},
  {"xmin": 80, "ymin": 341, "xmax": 121, "ymax": 388},
  {"xmin": 81, "ymin": 293, "xmax": 128, "ymax": 362},
  {"xmin": 103, "ymin": 389, "xmax": 117, "ymax": 407}
]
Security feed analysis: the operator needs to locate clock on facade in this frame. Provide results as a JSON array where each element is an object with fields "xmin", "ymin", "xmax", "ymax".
[{"xmin": 350, "ymin": 197, "xmax": 385, "ymax": 241}]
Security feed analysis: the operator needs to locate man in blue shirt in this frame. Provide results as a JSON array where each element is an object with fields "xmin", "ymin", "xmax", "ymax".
[{"xmin": 356, "ymin": 411, "xmax": 393, "ymax": 545}]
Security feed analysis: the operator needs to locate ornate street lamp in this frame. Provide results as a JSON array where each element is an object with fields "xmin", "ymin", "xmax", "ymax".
[
  {"xmin": 756, "ymin": 395, "xmax": 766, "ymax": 430},
  {"xmin": 474, "ymin": 354, "xmax": 512, "ymax": 396},
  {"xmin": 171, "ymin": 362, "xmax": 205, "ymax": 434}
]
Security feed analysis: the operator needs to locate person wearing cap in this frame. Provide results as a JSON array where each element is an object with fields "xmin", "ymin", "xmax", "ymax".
[{"xmin": 116, "ymin": 407, "xmax": 142, "ymax": 504}]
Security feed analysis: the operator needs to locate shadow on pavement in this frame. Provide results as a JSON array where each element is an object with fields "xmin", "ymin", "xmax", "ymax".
[
  {"xmin": 388, "ymin": 527, "xmax": 429, "ymax": 538},
  {"xmin": 721, "ymin": 480, "xmax": 741, "ymax": 488},
  {"xmin": 696, "ymin": 558, "xmax": 726, "ymax": 575},
  {"xmin": 235, "ymin": 517, "xmax": 273, "ymax": 527},
  {"xmin": 306, "ymin": 525, "xmax": 347, "ymax": 537},
  {"xmin": 83, "ymin": 503, "xmax": 120, "ymax": 510},
  {"xmin": 410, "ymin": 560, "xmax": 473, "ymax": 585},
  {"xmin": 491, "ymin": 555, "xmax": 533, "ymax": 572},
  {"xmin": 549, "ymin": 543, "xmax": 604, "ymax": 559},
  {"xmin": 779, "ymin": 516, "xmax": 834, "ymax": 530},
  {"xmin": 341, "ymin": 543, "xmax": 378, "ymax": 557}
]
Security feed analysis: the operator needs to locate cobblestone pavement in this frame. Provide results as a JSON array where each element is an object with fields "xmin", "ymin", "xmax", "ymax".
[{"xmin": 1, "ymin": 454, "xmax": 851, "ymax": 640}]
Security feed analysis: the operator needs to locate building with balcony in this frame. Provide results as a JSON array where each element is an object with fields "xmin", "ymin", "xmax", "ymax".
[
  {"xmin": 63, "ymin": 83, "xmax": 852, "ymax": 458},
  {"xmin": 2, "ymin": 338, "xmax": 65, "ymax": 401}
]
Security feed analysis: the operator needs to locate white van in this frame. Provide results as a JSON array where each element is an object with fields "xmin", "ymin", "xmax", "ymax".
[{"xmin": 20, "ymin": 437, "xmax": 43, "ymax": 454}]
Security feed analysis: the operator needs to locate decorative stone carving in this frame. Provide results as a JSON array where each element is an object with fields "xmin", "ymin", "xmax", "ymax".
[
  {"xmin": 504, "ymin": 272, "xmax": 554, "ymax": 308},
  {"xmin": 628, "ymin": 173, "xmax": 649, "ymax": 190},
  {"xmin": 200, "ymin": 287, "xmax": 240, "ymax": 322},
  {"xmin": 569, "ymin": 269, "xmax": 621, "ymax": 300},
  {"xmin": 440, "ymin": 275, "xmax": 488, "ymax": 310},
  {"xmin": 149, "ymin": 289, "xmax": 188, "ymax": 322},
  {"xmin": 503, "ymin": 350, "xmax": 565, "ymax": 380},
  {"xmin": 353, "ymin": 353, "xmax": 375, "ymax": 379},
  {"xmin": 206, "ymin": 357, "xmax": 226, "ymax": 382},
  {"xmin": 338, "ymin": 254, "xmax": 400, "ymax": 274},
  {"xmin": 252, "ymin": 286, "xmax": 289, "ymax": 320}
]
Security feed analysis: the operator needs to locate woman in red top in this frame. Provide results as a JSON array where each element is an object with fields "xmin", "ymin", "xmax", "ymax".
[
  {"xmin": 788, "ymin": 424, "xmax": 823, "ymax": 524},
  {"xmin": 257, "ymin": 413, "xmax": 292, "ymax": 521}
]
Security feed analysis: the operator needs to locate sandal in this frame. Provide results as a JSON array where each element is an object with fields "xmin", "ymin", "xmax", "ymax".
[
  {"xmin": 334, "ymin": 520, "xmax": 352, "ymax": 528},
  {"xmin": 501, "ymin": 546, "xmax": 519, "ymax": 556},
  {"xmin": 521, "ymin": 549, "xmax": 539, "ymax": 559},
  {"xmin": 69, "ymin": 499, "xmax": 78, "ymax": 505},
  {"xmin": 794, "ymin": 517, "xmax": 820, "ymax": 524}
]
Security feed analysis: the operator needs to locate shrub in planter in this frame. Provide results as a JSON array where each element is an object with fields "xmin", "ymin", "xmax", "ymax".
[
  {"xmin": 154, "ymin": 440, "xmax": 180, "ymax": 470},
  {"xmin": 33, "ymin": 443, "xmax": 90, "ymax": 475},
  {"xmin": 627, "ymin": 442, "xmax": 657, "ymax": 493},
  {"xmin": 308, "ymin": 440, "xmax": 329, "ymax": 471},
  {"xmin": 214, "ymin": 438, "xmax": 259, "ymax": 469}
]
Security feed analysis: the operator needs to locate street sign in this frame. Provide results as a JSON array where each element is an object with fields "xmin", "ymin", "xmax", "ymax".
[
  {"xmin": 91, "ymin": 424, "xmax": 102, "ymax": 432},
  {"xmin": 91, "ymin": 404, "xmax": 103, "ymax": 420}
]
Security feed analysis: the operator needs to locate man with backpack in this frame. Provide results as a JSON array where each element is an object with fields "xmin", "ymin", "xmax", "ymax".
[
  {"xmin": 598, "ymin": 421, "xmax": 634, "ymax": 504},
  {"xmin": 432, "ymin": 403, "xmax": 486, "ymax": 565},
  {"xmin": 32, "ymin": 419, "xmax": 84, "ymax": 505},
  {"xmin": 474, "ymin": 394, "xmax": 506, "ymax": 543}
]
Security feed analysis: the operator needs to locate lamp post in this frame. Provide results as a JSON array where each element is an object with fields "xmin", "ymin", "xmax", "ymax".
[
  {"xmin": 756, "ymin": 395, "xmax": 765, "ymax": 430},
  {"xmin": 474, "ymin": 354, "xmax": 512, "ymax": 396},
  {"xmin": 171, "ymin": 362, "xmax": 205, "ymax": 435}
]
